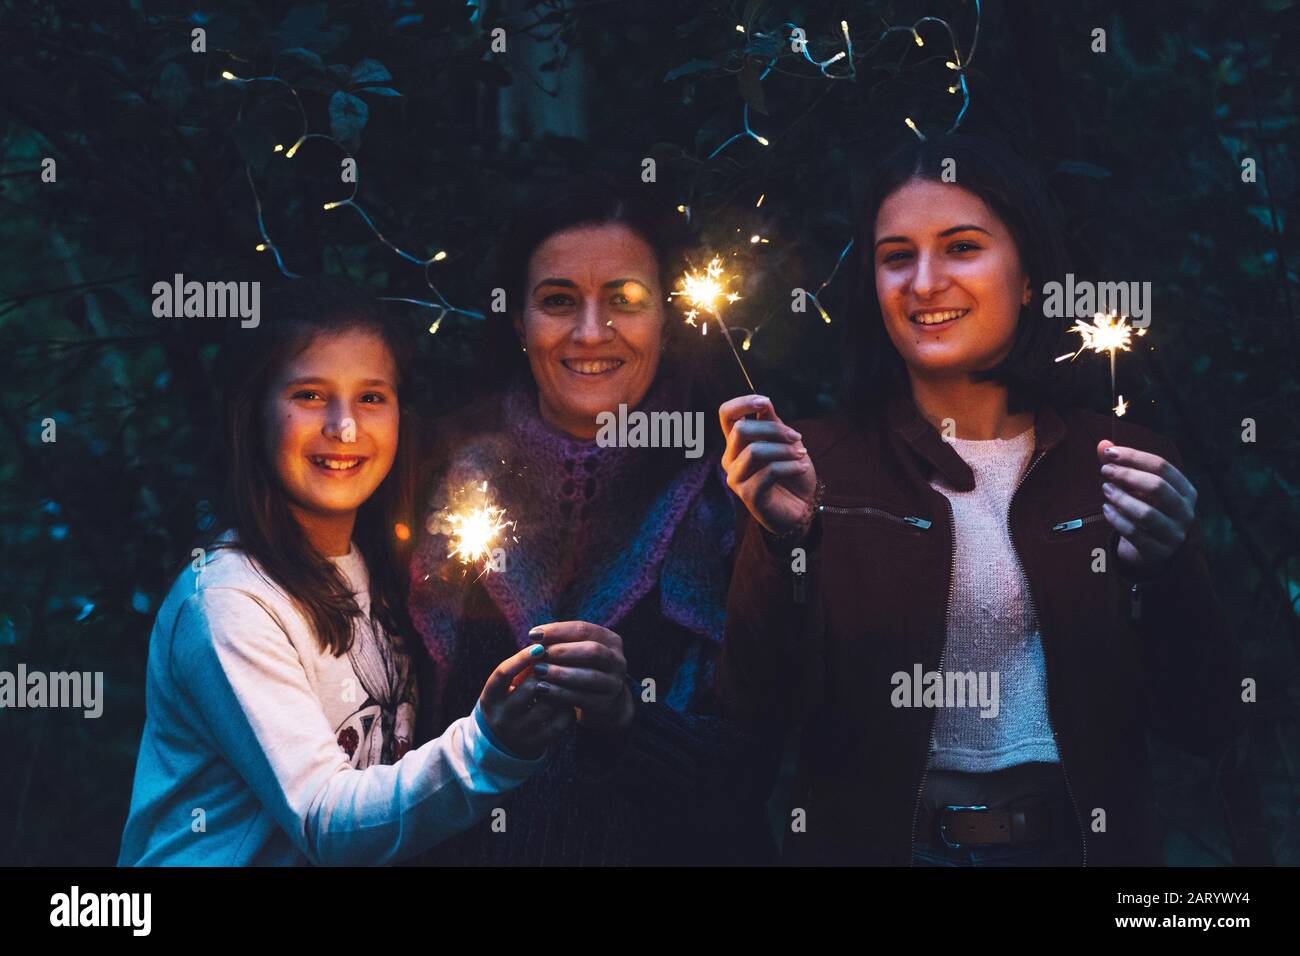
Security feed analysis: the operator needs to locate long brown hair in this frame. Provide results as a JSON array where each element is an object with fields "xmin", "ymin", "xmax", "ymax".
[{"xmin": 212, "ymin": 278, "xmax": 420, "ymax": 655}]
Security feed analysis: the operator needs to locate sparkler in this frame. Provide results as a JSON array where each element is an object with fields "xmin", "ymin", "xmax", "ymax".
[
  {"xmin": 672, "ymin": 256, "xmax": 756, "ymax": 391},
  {"xmin": 437, "ymin": 481, "xmax": 516, "ymax": 579},
  {"xmin": 1055, "ymin": 311, "xmax": 1147, "ymax": 430}
]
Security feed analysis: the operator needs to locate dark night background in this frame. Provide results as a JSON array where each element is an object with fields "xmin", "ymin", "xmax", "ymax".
[{"xmin": 0, "ymin": 0, "xmax": 1295, "ymax": 865}]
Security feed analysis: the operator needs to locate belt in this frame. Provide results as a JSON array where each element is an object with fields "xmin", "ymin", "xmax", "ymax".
[{"xmin": 919, "ymin": 801, "xmax": 1064, "ymax": 848}]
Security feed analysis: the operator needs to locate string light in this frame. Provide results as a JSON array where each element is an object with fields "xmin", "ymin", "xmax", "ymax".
[
  {"xmin": 222, "ymin": 68, "xmax": 483, "ymax": 328},
  {"xmin": 707, "ymin": 2, "xmax": 980, "ymax": 158}
]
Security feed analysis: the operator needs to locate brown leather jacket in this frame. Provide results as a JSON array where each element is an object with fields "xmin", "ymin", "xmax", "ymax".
[{"xmin": 718, "ymin": 397, "xmax": 1249, "ymax": 866}]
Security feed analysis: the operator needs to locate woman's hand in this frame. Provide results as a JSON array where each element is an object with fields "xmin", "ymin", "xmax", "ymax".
[
  {"xmin": 527, "ymin": 622, "xmax": 634, "ymax": 734},
  {"xmin": 1097, "ymin": 440, "xmax": 1198, "ymax": 578},
  {"xmin": 719, "ymin": 395, "xmax": 817, "ymax": 536},
  {"xmin": 478, "ymin": 643, "xmax": 576, "ymax": 759}
]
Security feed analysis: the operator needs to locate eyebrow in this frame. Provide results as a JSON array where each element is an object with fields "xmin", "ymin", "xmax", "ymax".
[
  {"xmin": 285, "ymin": 377, "xmax": 393, "ymax": 388},
  {"xmin": 532, "ymin": 277, "xmax": 651, "ymax": 294},
  {"xmin": 874, "ymin": 224, "xmax": 992, "ymax": 250}
]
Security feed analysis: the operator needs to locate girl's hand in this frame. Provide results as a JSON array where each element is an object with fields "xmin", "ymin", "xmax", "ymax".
[
  {"xmin": 719, "ymin": 395, "xmax": 817, "ymax": 537},
  {"xmin": 1097, "ymin": 440, "xmax": 1198, "ymax": 578},
  {"xmin": 527, "ymin": 622, "xmax": 634, "ymax": 734},
  {"xmin": 479, "ymin": 644, "xmax": 575, "ymax": 759}
]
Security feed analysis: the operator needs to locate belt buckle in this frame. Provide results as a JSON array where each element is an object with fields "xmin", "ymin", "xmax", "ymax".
[{"xmin": 938, "ymin": 804, "xmax": 989, "ymax": 849}]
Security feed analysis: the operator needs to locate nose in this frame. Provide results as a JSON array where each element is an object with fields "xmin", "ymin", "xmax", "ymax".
[
  {"xmin": 571, "ymin": 298, "xmax": 616, "ymax": 346},
  {"xmin": 910, "ymin": 250, "xmax": 949, "ymax": 301},
  {"xmin": 322, "ymin": 400, "xmax": 357, "ymax": 443}
]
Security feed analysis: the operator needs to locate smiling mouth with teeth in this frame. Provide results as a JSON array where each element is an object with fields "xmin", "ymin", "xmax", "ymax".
[
  {"xmin": 309, "ymin": 456, "xmax": 365, "ymax": 471},
  {"xmin": 563, "ymin": 358, "xmax": 625, "ymax": 375},
  {"xmin": 909, "ymin": 308, "xmax": 970, "ymax": 326}
]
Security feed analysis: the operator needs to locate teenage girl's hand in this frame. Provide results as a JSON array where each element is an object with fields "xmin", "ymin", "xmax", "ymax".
[
  {"xmin": 719, "ymin": 395, "xmax": 817, "ymax": 537},
  {"xmin": 478, "ymin": 643, "xmax": 575, "ymax": 759},
  {"xmin": 527, "ymin": 622, "xmax": 634, "ymax": 734},
  {"xmin": 1097, "ymin": 440, "xmax": 1198, "ymax": 578}
]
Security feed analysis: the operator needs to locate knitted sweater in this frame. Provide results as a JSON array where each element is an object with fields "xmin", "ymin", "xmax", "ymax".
[
  {"xmin": 925, "ymin": 430, "xmax": 1061, "ymax": 773},
  {"xmin": 408, "ymin": 381, "xmax": 774, "ymax": 865}
]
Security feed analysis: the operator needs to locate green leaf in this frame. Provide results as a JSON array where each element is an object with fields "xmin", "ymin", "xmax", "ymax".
[
  {"xmin": 329, "ymin": 91, "xmax": 368, "ymax": 150},
  {"xmin": 664, "ymin": 59, "xmax": 716, "ymax": 82},
  {"xmin": 349, "ymin": 58, "xmax": 392, "ymax": 85},
  {"xmin": 737, "ymin": 58, "xmax": 767, "ymax": 116}
]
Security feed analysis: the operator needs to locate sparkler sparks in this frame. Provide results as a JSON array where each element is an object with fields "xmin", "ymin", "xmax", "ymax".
[
  {"xmin": 1056, "ymin": 311, "xmax": 1148, "ymax": 425},
  {"xmin": 672, "ymin": 256, "xmax": 755, "ymax": 390},
  {"xmin": 438, "ymin": 481, "xmax": 516, "ymax": 577}
]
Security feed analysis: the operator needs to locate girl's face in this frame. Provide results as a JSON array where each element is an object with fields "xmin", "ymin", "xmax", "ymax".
[
  {"xmin": 516, "ymin": 222, "xmax": 666, "ymax": 439},
  {"xmin": 262, "ymin": 329, "xmax": 399, "ymax": 522},
  {"xmin": 873, "ymin": 178, "xmax": 1032, "ymax": 382}
]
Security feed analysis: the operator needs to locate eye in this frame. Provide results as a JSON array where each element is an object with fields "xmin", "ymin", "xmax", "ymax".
[
  {"xmin": 540, "ymin": 292, "xmax": 576, "ymax": 310},
  {"xmin": 611, "ymin": 291, "xmax": 645, "ymax": 311},
  {"xmin": 359, "ymin": 392, "xmax": 387, "ymax": 404},
  {"xmin": 291, "ymin": 389, "xmax": 324, "ymax": 402},
  {"xmin": 950, "ymin": 240, "xmax": 981, "ymax": 253},
  {"xmin": 881, "ymin": 249, "xmax": 912, "ymax": 264}
]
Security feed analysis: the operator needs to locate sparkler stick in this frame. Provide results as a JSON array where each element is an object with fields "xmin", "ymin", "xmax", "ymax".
[
  {"xmin": 1055, "ymin": 311, "xmax": 1147, "ymax": 435},
  {"xmin": 672, "ymin": 256, "xmax": 756, "ymax": 392}
]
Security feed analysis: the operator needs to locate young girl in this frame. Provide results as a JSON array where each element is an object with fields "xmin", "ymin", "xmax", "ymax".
[
  {"xmin": 716, "ymin": 134, "xmax": 1246, "ymax": 866},
  {"xmin": 119, "ymin": 279, "xmax": 569, "ymax": 866}
]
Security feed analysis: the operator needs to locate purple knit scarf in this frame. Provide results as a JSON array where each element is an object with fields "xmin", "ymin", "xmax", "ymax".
[{"xmin": 409, "ymin": 377, "xmax": 733, "ymax": 703}]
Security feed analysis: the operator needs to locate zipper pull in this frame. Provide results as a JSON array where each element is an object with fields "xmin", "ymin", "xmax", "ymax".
[
  {"xmin": 903, "ymin": 516, "xmax": 932, "ymax": 529},
  {"xmin": 1130, "ymin": 582, "xmax": 1142, "ymax": 621},
  {"xmin": 1052, "ymin": 518, "xmax": 1083, "ymax": 532}
]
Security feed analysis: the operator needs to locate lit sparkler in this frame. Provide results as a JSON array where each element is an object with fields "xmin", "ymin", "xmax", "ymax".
[
  {"xmin": 1056, "ymin": 311, "xmax": 1147, "ymax": 426},
  {"xmin": 672, "ymin": 256, "xmax": 755, "ymax": 391},
  {"xmin": 438, "ymin": 481, "xmax": 516, "ymax": 577}
]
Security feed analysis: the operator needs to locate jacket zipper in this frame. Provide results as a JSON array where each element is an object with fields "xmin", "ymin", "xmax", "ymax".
[
  {"xmin": 1050, "ymin": 514, "xmax": 1141, "ymax": 620},
  {"xmin": 819, "ymin": 505, "xmax": 933, "ymax": 530},
  {"xmin": 907, "ymin": 495, "xmax": 955, "ymax": 864},
  {"xmin": 1050, "ymin": 513, "xmax": 1105, "ymax": 533},
  {"xmin": 1008, "ymin": 450, "xmax": 1089, "ymax": 867}
]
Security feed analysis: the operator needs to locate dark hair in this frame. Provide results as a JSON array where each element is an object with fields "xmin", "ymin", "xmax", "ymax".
[
  {"xmin": 842, "ymin": 133, "xmax": 1080, "ymax": 415},
  {"xmin": 212, "ymin": 278, "xmax": 420, "ymax": 656},
  {"xmin": 481, "ymin": 174, "xmax": 702, "ymax": 391}
]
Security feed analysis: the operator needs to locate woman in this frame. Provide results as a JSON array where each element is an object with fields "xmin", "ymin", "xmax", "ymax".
[
  {"xmin": 716, "ymin": 134, "xmax": 1245, "ymax": 866},
  {"xmin": 119, "ymin": 279, "xmax": 568, "ymax": 866},
  {"xmin": 408, "ymin": 179, "xmax": 774, "ymax": 865}
]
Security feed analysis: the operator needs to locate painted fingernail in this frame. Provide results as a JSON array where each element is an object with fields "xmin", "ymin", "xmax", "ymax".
[
  {"xmin": 1104, "ymin": 447, "xmax": 1120, "ymax": 459},
  {"xmin": 789, "ymin": 429, "xmax": 803, "ymax": 440},
  {"xmin": 794, "ymin": 443, "xmax": 807, "ymax": 456},
  {"xmin": 752, "ymin": 396, "xmax": 767, "ymax": 408},
  {"xmin": 1103, "ymin": 482, "xmax": 1116, "ymax": 497},
  {"xmin": 1100, "ymin": 464, "xmax": 1115, "ymax": 477},
  {"xmin": 536, "ymin": 681, "xmax": 551, "ymax": 692},
  {"xmin": 528, "ymin": 627, "xmax": 543, "ymax": 640},
  {"xmin": 532, "ymin": 663, "xmax": 549, "ymax": 674},
  {"xmin": 529, "ymin": 643, "xmax": 545, "ymax": 657}
]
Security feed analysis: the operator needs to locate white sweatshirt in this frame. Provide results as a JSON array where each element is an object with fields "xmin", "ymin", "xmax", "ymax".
[{"xmin": 118, "ymin": 533, "xmax": 543, "ymax": 866}]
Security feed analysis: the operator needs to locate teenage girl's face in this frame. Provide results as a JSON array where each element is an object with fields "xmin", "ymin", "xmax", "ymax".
[
  {"xmin": 873, "ymin": 178, "xmax": 1032, "ymax": 382},
  {"xmin": 262, "ymin": 330, "xmax": 399, "ymax": 521},
  {"xmin": 516, "ymin": 223, "xmax": 666, "ymax": 440}
]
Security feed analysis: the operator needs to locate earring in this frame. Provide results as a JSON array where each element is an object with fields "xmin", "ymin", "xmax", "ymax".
[{"xmin": 520, "ymin": 343, "xmax": 527, "ymax": 353}]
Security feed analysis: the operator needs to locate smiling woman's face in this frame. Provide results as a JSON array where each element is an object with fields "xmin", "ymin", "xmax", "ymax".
[
  {"xmin": 517, "ymin": 222, "xmax": 666, "ymax": 439},
  {"xmin": 873, "ymin": 178, "xmax": 1032, "ymax": 383}
]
